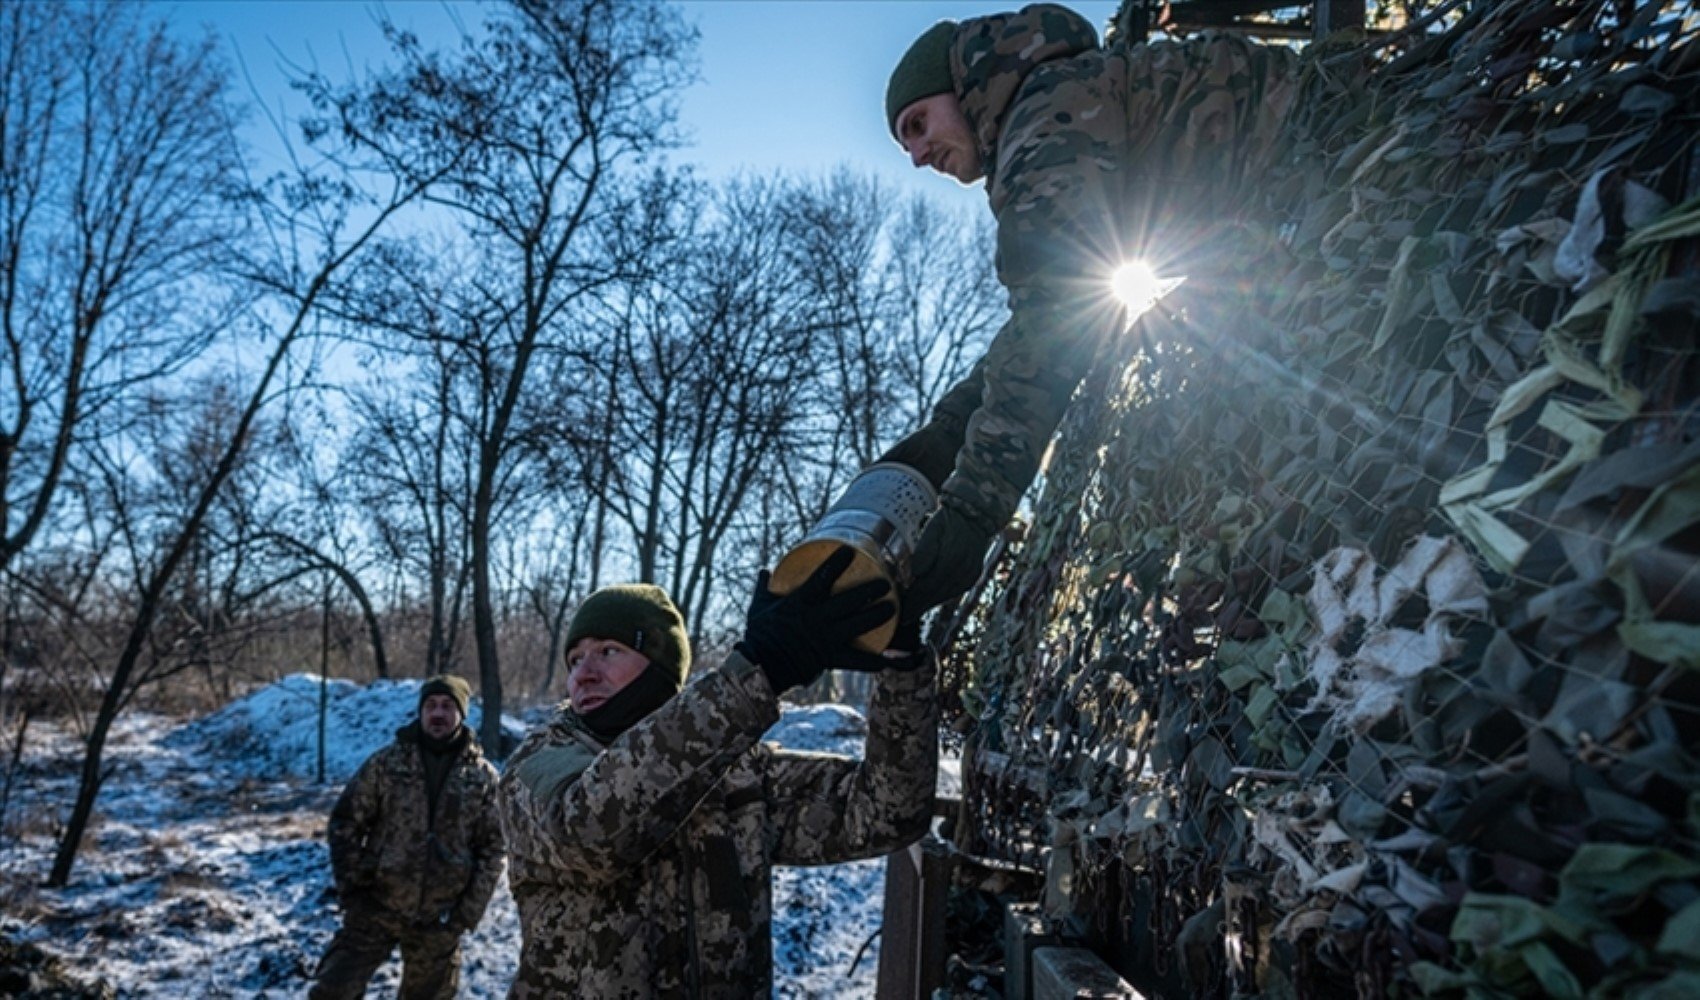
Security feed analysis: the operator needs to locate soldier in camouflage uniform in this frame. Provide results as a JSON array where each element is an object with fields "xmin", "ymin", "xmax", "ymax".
[
  {"xmin": 311, "ymin": 675, "xmax": 505, "ymax": 1000},
  {"xmin": 499, "ymin": 548, "xmax": 937, "ymax": 998},
  {"xmin": 883, "ymin": 4, "xmax": 1298, "ymax": 615}
]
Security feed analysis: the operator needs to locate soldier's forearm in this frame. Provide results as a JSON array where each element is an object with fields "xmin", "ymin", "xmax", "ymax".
[
  {"xmin": 775, "ymin": 663, "xmax": 939, "ymax": 864},
  {"xmin": 861, "ymin": 663, "xmax": 940, "ymax": 822}
]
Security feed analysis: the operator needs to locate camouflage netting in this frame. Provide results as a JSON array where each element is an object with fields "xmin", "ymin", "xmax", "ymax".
[{"xmin": 943, "ymin": 1, "xmax": 1700, "ymax": 996}]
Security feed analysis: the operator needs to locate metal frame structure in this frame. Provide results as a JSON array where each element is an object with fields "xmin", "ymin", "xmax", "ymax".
[{"xmin": 1121, "ymin": 0, "xmax": 1367, "ymax": 42}]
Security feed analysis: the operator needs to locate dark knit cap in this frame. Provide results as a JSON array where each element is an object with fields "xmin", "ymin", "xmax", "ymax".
[
  {"xmin": 885, "ymin": 20, "xmax": 958, "ymax": 138},
  {"xmin": 567, "ymin": 584, "xmax": 692, "ymax": 691},
  {"xmin": 419, "ymin": 674, "xmax": 471, "ymax": 719}
]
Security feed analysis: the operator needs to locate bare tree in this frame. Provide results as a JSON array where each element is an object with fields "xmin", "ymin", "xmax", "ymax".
[
  {"xmin": 780, "ymin": 181, "xmax": 1006, "ymax": 516},
  {"xmin": 249, "ymin": 391, "xmax": 394, "ymax": 682},
  {"xmin": 882, "ymin": 195, "xmax": 1005, "ymax": 429},
  {"xmin": 565, "ymin": 177, "xmax": 827, "ymax": 632},
  {"xmin": 517, "ymin": 511, "xmax": 592, "ymax": 698},
  {"xmin": 75, "ymin": 378, "xmax": 315, "ymax": 709},
  {"xmin": 0, "ymin": 2, "xmax": 240, "ymax": 576},
  {"xmin": 332, "ymin": 249, "xmax": 479, "ymax": 680},
  {"xmin": 784, "ymin": 171, "xmax": 899, "ymax": 477},
  {"xmin": 310, "ymin": 0, "xmax": 697, "ymax": 752},
  {"xmin": 551, "ymin": 171, "xmax": 1005, "ymax": 639},
  {"xmin": 45, "ymin": 76, "xmax": 451, "ymax": 886},
  {"xmin": 665, "ymin": 181, "xmax": 828, "ymax": 630}
]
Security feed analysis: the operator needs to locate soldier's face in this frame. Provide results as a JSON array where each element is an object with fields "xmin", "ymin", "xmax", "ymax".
[
  {"xmin": 566, "ymin": 637, "xmax": 650, "ymax": 714},
  {"xmin": 420, "ymin": 693, "xmax": 463, "ymax": 740},
  {"xmin": 896, "ymin": 93, "xmax": 983, "ymax": 185}
]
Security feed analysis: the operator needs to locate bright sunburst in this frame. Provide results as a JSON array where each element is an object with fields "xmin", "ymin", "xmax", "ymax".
[{"xmin": 1110, "ymin": 260, "xmax": 1185, "ymax": 319}]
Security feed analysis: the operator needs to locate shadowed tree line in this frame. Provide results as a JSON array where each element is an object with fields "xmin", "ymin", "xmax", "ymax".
[{"xmin": 0, "ymin": 0, "xmax": 1004, "ymax": 885}]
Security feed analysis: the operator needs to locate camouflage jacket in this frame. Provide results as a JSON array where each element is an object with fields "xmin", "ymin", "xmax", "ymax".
[
  {"xmin": 498, "ymin": 650, "xmax": 938, "ymax": 999},
  {"xmin": 326, "ymin": 722, "xmax": 506, "ymax": 930},
  {"xmin": 925, "ymin": 4, "xmax": 1300, "ymax": 530}
]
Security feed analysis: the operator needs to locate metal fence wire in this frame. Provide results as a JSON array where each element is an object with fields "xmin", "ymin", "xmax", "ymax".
[{"xmin": 939, "ymin": 2, "xmax": 1700, "ymax": 996}]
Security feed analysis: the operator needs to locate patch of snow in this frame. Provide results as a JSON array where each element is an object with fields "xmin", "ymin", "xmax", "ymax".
[
  {"xmin": 2, "ymin": 677, "xmax": 930, "ymax": 998},
  {"xmin": 164, "ymin": 673, "xmax": 528, "ymax": 783},
  {"xmin": 764, "ymin": 701, "xmax": 867, "ymax": 756}
]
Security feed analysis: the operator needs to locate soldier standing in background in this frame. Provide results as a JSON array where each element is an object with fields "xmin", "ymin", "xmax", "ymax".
[
  {"xmin": 499, "ymin": 548, "xmax": 937, "ymax": 998},
  {"xmin": 881, "ymin": 3, "xmax": 1298, "ymax": 617},
  {"xmin": 311, "ymin": 675, "xmax": 505, "ymax": 1000}
]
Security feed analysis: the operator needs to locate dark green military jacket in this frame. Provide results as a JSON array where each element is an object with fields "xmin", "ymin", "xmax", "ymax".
[
  {"xmin": 925, "ymin": 4, "xmax": 1300, "ymax": 533},
  {"xmin": 327, "ymin": 722, "xmax": 506, "ymax": 930},
  {"xmin": 498, "ymin": 651, "xmax": 938, "ymax": 999}
]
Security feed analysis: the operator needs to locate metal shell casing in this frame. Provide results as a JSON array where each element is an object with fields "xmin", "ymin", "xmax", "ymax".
[{"xmin": 770, "ymin": 463, "xmax": 939, "ymax": 652}]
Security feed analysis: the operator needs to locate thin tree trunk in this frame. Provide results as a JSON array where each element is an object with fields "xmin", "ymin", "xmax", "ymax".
[
  {"xmin": 317, "ymin": 575, "xmax": 331, "ymax": 784},
  {"xmin": 471, "ymin": 451, "xmax": 502, "ymax": 755}
]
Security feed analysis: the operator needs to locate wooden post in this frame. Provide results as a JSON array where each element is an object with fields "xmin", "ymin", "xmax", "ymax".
[
  {"xmin": 876, "ymin": 836, "xmax": 952, "ymax": 999},
  {"xmin": 876, "ymin": 843, "xmax": 921, "ymax": 999},
  {"xmin": 1004, "ymin": 902, "xmax": 1062, "ymax": 1000},
  {"xmin": 1032, "ymin": 947, "xmax": 1144, "ymax": 1000},
  {"xmin": 918, "ymin": 838, "xmax": 950, "ymax": 995}
]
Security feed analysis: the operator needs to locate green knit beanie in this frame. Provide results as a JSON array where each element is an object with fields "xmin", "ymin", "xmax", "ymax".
[
  {"xmin": 419, "ymin": 674, "xmax": 471, "ymax": 719},
  {"xmin": 566, "ymin": 584, "xmax": 692, "ymax": 691},
  {"xmin": 885, "ymin": 20, "xmax": 958, "ymax": 138}
]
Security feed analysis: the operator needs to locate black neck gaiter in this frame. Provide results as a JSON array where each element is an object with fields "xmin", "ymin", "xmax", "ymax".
[
  {"xmin": 581, "ymin": 661, "xmax": 680, "ymax": 742},
  {"xmin": 415, "ymin": 724, "xmax": 468, "ymax": 821}
]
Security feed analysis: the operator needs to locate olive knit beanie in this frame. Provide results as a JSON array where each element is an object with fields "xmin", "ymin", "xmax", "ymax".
[
  {"xmin": 885, "ymin": 20, "xmax": 957, "ymax": 138},
  {"xmin": 419, "ymin": 674, "xmax": 471, "ymax": 718},
  {"xmin": 566, "ymin": 584, "xmax": 692, "ymax": 691}
]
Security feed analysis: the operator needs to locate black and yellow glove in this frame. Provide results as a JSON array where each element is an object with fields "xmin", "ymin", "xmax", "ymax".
[{"xmin": 737, "ymin": 546, "xmax": 897, "ymax": 693}]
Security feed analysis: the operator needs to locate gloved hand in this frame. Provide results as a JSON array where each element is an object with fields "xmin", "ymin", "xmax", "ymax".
[
  {"xmin": 901, "ymin": 500, "xmax": 999, "ymax": 618},
  {"xmin": 888, "ymin": 617, "xmax": 924, "ymax": 655},
  {"xmin": 859, "ymin": 617, "xmax": 929, "ymax": 674},
  {"xmin": 738, "ymin": 546, "xmax": 897, "ymax": 694}
]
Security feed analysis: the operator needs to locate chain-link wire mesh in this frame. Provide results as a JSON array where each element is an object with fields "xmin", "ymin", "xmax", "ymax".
[{"xmin": 940, "ymin": 2, "xmax": 1699, "ymax": 995}]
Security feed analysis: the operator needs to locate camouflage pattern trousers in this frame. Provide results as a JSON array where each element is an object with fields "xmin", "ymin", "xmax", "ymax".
[{"xmin": 308, "ymin": 898, "xmax": 461, "ymax": 1000}]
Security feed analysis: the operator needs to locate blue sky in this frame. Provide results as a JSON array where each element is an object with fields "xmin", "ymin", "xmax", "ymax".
[{"xmin": 167, "ymin": 0, "xmax": 1122, "ymax": 206}]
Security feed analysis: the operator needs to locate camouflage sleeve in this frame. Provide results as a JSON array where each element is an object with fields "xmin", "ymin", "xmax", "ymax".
[
  {"xmin": 945, "ymin": 65, "xmax": 1128, "ymax": 531},
  {"xmin": 500, "ymin": 654, "xmax": 781, "ymax": 882},
  {"xmin": 455, "ymin": 761, "xmax": 506, "ymax": 929},
  {"xmin": 327, "ymin": 752, "xmax": 383, "ymax": 891},
  {"xmin": 878, "ymin": 357, "xmax": 986, "ymax": 491},
  {"xmin": 767, "ymin": 655, "xmax": 938, "ymax": 866}
]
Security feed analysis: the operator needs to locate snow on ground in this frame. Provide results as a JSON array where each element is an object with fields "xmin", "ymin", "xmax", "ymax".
[
  {"xmin": 0, "ymin": 675, "xmax": 948, "ymax": 998},
  {"xmin": 162, "ymin": 674, "xmax": 531, "ymax": 784}
]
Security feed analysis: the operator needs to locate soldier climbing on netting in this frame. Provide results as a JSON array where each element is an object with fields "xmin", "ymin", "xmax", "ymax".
[
  {"xmin": 880, "ymin": 3, "xmax": 1300, "ymax": 618},
  {"xmin": 496, "ymin": 550, "xmax": 937, "ymax": 997}
]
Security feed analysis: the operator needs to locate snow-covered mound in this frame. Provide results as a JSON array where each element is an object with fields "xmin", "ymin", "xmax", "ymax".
[
  {"xmin": 164, "ymin": 672, "xmax": 529, "ymax": 783},
  {"xmin": 764, "ymin": 701, "xmax": 867, "ymax": 755}
]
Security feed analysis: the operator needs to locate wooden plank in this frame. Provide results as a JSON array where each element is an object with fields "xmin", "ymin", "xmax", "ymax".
[
  {"xmin": 1032, "ymin": 947, "xmax": 1144, "ymax": 1000},
  {"xmin": 875, "ymin": 837, "xmax": 953, "ymax": 1000},
  {"xmin": 917, "ymin": 838, "xmax": 951, "ymax": 998},
  {"xmin": 1004, "ymin": 902, "xmax": 1062, "ymax": 1000},
  {"xmin": 875, "ymin": 844, "xmax": 922, "ymax": 999},
  {"xmin": 1171, "ymin": 0, "xmax": 1311, "ymax": 14}
]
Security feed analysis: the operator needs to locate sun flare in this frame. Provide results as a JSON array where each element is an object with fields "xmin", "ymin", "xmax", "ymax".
[{"xmin": 1109, "ymin": 260, "xmax": 1184, "ymax": 318}]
